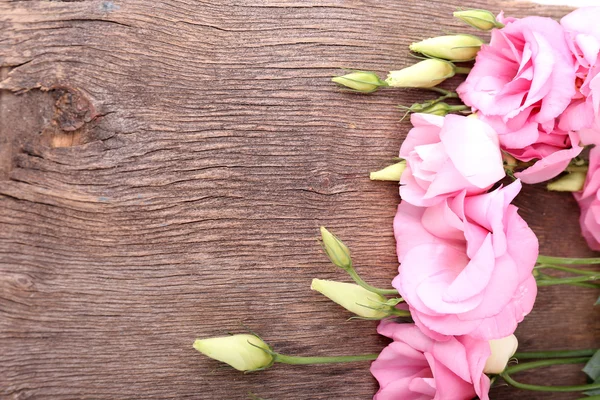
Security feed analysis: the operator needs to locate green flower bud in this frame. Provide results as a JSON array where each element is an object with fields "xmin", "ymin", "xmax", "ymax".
[
  {"xmin": 422, "ymin": 102, "xmax": 454, "ymax": 116},
  {"xmin": 502, "ymin": 151, "xmax": 518, "ymax": 174},
  {"xmin": 386, "ymin": 59, "xmax": 455, "ymax": 88},
  {"xmin": 407, "ymin": 101, "xmax": 467, "ymax": 117},
  {"xmin": 410, "ymin": 35, "xmax": 484, "ymax": 62},
  {"xmin": 193, "ymin": 334, "xmax": 273, "ymax": 372},
  {"xmin": 311, "ymin": 278, "xmax": 389, "ymax": 318},
  {"xmin": 370, "ymin": 160, "xmax": 406, "ymax": 181},
  {"xmin": 332, "ymin": 71, "xmax": 387, "ymax": 93},
  {"xmin": 454, "ymin": 9, "xmax": 504, "ymax": 31},
  {"xmin": 320, "ymin": 226, "xmax": 352, "ymax": 270},
  {"xmin": 547, "ymin": 172, "xmax": 587, "ymax": 192},
  {"xmin": 484, "ymin": 334, "xmax": 518, "ymax": 374}
]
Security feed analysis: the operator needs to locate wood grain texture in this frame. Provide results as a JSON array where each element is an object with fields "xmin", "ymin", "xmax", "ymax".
[{"xmin": 0, "ymin": 0, "xmax": 598, "ymax": 399}]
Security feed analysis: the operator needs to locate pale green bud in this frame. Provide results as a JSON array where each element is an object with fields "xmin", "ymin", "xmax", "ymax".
[
  {"xmin": 407, "ymin": 101, "xmax": 466, "ymax": 117},
  {"xmin": 547, "ymin": 172, "xmax": 587, "ymax": 192},
  {"xmin": 370, "ymin": 161, "xmax": 406, "ymax": 181},
  {"xmin": 454, "ymin": 9, "xmax": 504, "ymax": 31},
  {"xmin": 332, "ymin": 71, "xmax": 387, "ymax": 93},
  {"xmin": 421, "ymin": 102, "xmax": 456, "ymax": 116},
  {"xmin": 502, "ymin": 152, "xmax": 518, "ymax": 175},
  {"xmin": 320, "ymin": 226, "xmax": 352, "ymax": 270},
  {"xmin": 484, "ymin": 334, "xmax": 518, "ymax": 374},
  {"xmin": 386, "ymin": 59, "xmax": 455, "ymax": 88},
  {"xmin": 311, "ymin": 278, "xmax": 389, "ymax": 318},
  {"xmin": 410, "ymin": 35, "xmax": 483, "ymax": 62},
  {"xmin": 193, "ymin": 334, "xmax": 273, "ymax": 372}
]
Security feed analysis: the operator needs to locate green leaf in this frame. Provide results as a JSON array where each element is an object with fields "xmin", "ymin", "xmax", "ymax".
[
  {"xmin": 584, "ymin": 350, "xmax": 600, "ymax": 381},
  {"xmin": 584, "ymin": 388, "xmax": 600, "ymax": 396},
  {"xmin": 583, "ymin": 350, "xmax": 600, "ymax": 396},
  {"xmin": 584, "ymin": 374, "xmax": 600, "ymax": 396}
]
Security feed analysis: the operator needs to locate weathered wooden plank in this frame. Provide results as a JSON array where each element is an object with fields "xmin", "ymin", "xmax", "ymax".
[{"xmin": 0, "ymin": 0, "xmax": 598, "ymax": 399}]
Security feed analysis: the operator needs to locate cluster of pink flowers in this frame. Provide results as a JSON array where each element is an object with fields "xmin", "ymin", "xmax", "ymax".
[
  {"xmin": 371, "ymin": 112, "xmax": 539, "ymax": 400},
  {"xmin": 458, "ymin": 8, "xmax": 600, "ymax": 250},
  {"xmin": 372, "ymin": 8, "xmax": 600, "ymax": 399}
]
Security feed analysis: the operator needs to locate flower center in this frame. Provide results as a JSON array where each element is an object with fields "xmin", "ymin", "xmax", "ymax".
[{"xmin": 575, "ymin": 76, "xmax": 585, "ymax": 91}]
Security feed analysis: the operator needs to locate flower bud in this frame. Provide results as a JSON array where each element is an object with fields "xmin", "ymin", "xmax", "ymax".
[
  {"xmin": 320, "ymin": 226, "xmax": 352, "ymax": 270},
  {"xmin": 370, "ymin": 161, "xmax": 406, "ymax": 181},
  {"xmin": 547, "ymin": 172, "xmax": 587, "ymax": 192},
  {"xmin": 454, "ymin": 9, "xmax": 504, "ymax": 31},
  {"xmin": 484, "ymin": 334, "xmax": 518, "ymax": 374},
  {"xmin": 422, "ymin": 102, "xmax": 456, "ymax": 116},
  {"xmin": 385, "ymin": 59, "xmax": 455, "ymax": 88},
  {"xmin": 332, "ymin": 71, "xmax": 387, "ymax": 93},
  {"xmin": 311, "ymin": 278, "xmax": 389, "ymax": 318},
  {"xmin": 410, "ymin": 35, "xmax": 483, "ymax": 62},
  {"xmin": 502, "ymin": 152, "xmax": 518, "ymax": 172},
  {"xmin": 408, "ymin": 101, "xmax": 466, "ymax": 117},
  {"xmin": 193, "ymin": 334, "xmax": 273, "ymax": 372}
]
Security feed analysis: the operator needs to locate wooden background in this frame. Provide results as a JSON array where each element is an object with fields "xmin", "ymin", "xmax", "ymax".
[{"xmin": 1, "ymin": 0, "xmax": 598, "ymax": 399}]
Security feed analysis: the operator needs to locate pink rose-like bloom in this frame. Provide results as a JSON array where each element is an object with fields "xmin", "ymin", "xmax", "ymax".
[
  {"xmin": 399, "ymin": 113, "xmax": 505, "ymax": 207},
  {"xmin": 574, "ymin": 147, "xmax": 600, "ymax": 251},
  {"xmin": 458, "ymin": 15, "xmax": 582, "ymax": 184},
  {"xmin": 371, "ymin": 321, "xmax": 490, "ymax": 400},
  {"xmin": 560, "ymin": 7, "xmax": 600, "ymax": 136},
  {"xmin": 393, "ymin": 180, "xmax": 539, "ymax": 340}
]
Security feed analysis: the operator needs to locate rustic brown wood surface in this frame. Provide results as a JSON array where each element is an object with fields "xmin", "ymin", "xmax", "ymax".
[{"xmin": 1, "ymin": 0, "xmax": 599, "ymax": 399}]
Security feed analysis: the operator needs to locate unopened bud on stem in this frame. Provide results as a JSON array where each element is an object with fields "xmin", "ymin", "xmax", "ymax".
[
  {"xmin": 370, "ymin": 161, "xmax": 406, "ymax": 181},
  {"xmin": 193, "ymin": 334, "xmax": 274, "ymax": 372},
  {"xmin": 386, "ymin": 59, "xmax": 455, "ymax": 88},
  {"xmin": 484, "ymin": 334, "xmax": 518, "ymax": 374},
  {"xmin": 320, "ymin": 226, "xmax": 352, "ymax": 271},
  {"xmin": 547, "ymin": 172, "xmax": 587, "ymax": 192},
  {"xmin": 454, "ymin": 9, "xmax": 504, "ymax": 31},
  {"xmin": 332, "ymin": 71, "xmax": 387, "ymax": 93},
  {"xmin": 405, "ymin": 101, "xmax": 468, "ymax": 117},
  {"xmin": 501, "ymin": 152, "xmax": 518, "ymax": 176},
  {"xmin": 311, "ymin": 279, "xmax": 389, "ymax": 318},
  {"xmin": 410, "ymin": 35, "xmax": 483, "ymax": 62}
]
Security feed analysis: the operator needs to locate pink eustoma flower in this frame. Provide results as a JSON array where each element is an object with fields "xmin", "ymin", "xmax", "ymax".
[
  {"xmin": 399, "ymin": 113, "xmax": 505, "ymax": 207},
  {"xmin": 561, "ymin": 7, "xmax": 600, "ymax": 138},
  {"xmin": 370, "ymin": 321, "xmax": 490, "ymax": 400},
  {"xmin": 393, "ymin": 180, "xmax": 539, "ymax": 340},
  {"xmin": 458, "ymin": 15, "xmax": 581, "ymax": 184},
  {"xmin": 574, "ymin": 147, "xmax": 600, "ymax": 251}
]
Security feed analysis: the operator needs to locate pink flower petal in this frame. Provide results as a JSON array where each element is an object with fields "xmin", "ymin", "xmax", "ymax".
[{"xmin": 515, "ymin": 142, "xmax": 583, "ymax": 184}]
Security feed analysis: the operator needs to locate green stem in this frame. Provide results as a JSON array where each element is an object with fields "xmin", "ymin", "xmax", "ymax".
[
  {"xmin": 504, "ymin": 357, "xmax": 589, "ymax": 375},
  {"xmin": 537, "ymin": 275, "xmax": 599, "ymax": 286},
  {"xmin": 347, "ymin": 268, "xmax": 399, "ymax": 296},
  {"xmin": 514, "ymin": 349, "xmax": 597, "ymax": 359},
  {"xmin": 579, "ymin": 396, "xmax": 600, "ymax": 400},
  {"xmin": 423, "ymin": 94, "xmax": 454, "ymax": 109},
  {"xmin": 535, "ymin": 264, "xmax": 599, "ymax": 276},
  {"xmin": 501, "ymin": 357, "xmax": 600, "ymax": 392},
  {"xmin": 537, "ymin": 255, "xmax": 600, "ymax": 265},
  {"xmin": 448, "ymin": 105, "xmax": 469, "ymax": 113},
  {"xmin": 570, "ymin": 282, "xmax": 600, "ymax": 289},
  {"xmin": 455, "ymin": 66, "xmax": 472, "ymax": 74},
  {"xmin": 502, "ymin": 372, "xmax": 600, "ymax": 393},
  {"xmin": 274, "ymin": 352, "xmax": 378, "ymax": 365},
  {"xmin": 389, "ymin": 308, "xmax": 412, "ymax": 317},
  {"xmin": 427, "ymin": 87, "xmax": 457, "ymax": 96}
]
